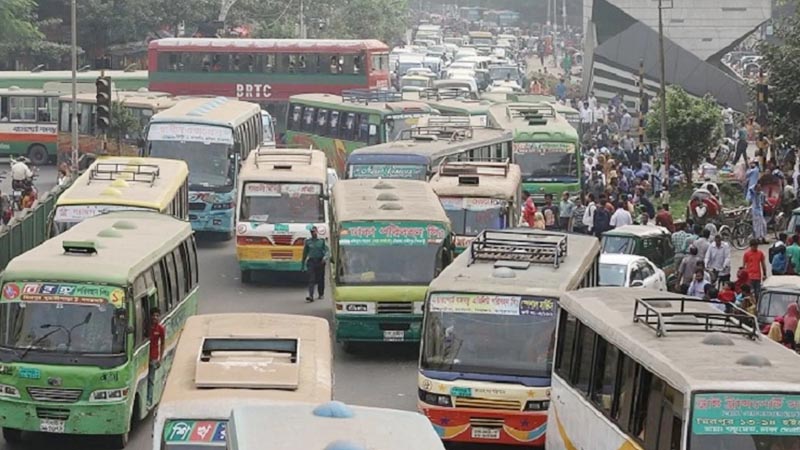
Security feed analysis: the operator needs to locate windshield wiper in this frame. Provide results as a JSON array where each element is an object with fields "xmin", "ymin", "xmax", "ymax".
[{"xmin": 19, "ymin": 313, "xmax": 93, "ymax": 360}]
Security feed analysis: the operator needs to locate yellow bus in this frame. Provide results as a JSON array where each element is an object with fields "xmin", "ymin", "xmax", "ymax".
[
  {"xmin": 236, "ymin": 149, "xmax": 330, "ymax": 280},
  {"xmin": 49, "ymin": 156, "xmax": 189, "ymax": 236},
  {"xmin": 154, "ymin": 313, "xmax": 332, "ymax": 450},
  {"xmin": 418, "ymin": 229, "xmax": 600, "ymax": 447}
]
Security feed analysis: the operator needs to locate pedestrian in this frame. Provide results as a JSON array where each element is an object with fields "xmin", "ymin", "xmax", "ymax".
[
  {"xmin": 559, "ymin": 191, "xmax": 574, "ymax": 231},
  {"xmin": 302, "ymin": 226, "xmax": 329, "ymax": 302},
  {"xmin": 732, "ymin": 121, "xmax": 749, "ymax": 165},
  {"xmin": 767, "ymin": 316, "xmax": 784, "ymax": 343},
  {"xmin": 718, "ymin": 281, "xmax": 736, "ymax": 304},
  {"xmin": 745, "ymin": 160, "xmax": 760, "ymax": 201},
  {"xmin": 722, "ymin": 104, "xmax": 734, "ymax": 139},
  {"xmin": 738, "ymin": 284, "xmax": 757, "ymax": 315},
  {"xmin": 541, "ymin": 193, "xmax": 560, "ymax": 230},
  {"xmin": 687, "ymin": 268, "xmax": 709, "ymax": 298},
  {"xmin": 655, "ymin": 204, "xmax": 675, "ymax": 232},
  {"xmin": 609, "ymin": 201, "xmax": 633, "ymax": 228},
  {"xmin": 147, "ymin": 308, "xmax": 165, "ymax": 407},
  {"xmin": 772, "ymin": 245, "xmax": 789, "ymax": 275},
  {"xmin": 571, "ymin": 195, "xmax": 587, "ymax": 233},
  {"xmin": 555, "ymin": 78, "xmax": 567, "ymax": 101},
  {"xmin": 750, "ymin": 182, "xmax": 768, "ymax": 244},
  {"xmin": 678, "ymin": 246, "xmax": 702, "ymax": 294},
  {"xmin": 742, "ymin": 238, "xmax": 768, "ymax": 299},
  {"xmin": 693, "ymin": 227, "xmax": 712, "ymax": 261},
  {"xmin": 705, "ymin": 234, "xmax": 731, "ymax": 286},
  {"xmin": 784, "ymin": 304, "xmax": 799, "ymax": 339},
  {"xmin": 620, "ymin": 109, "xmax": 633, "ymax": 133},
  {"xmin": 786, "ymin": 234, "xmax": 800, "ymax": 273},
  {"xmin": 770, "ymin": 233, "xmax": 788, "ymax": 263},
  {"xmin": 533, "ymin": 212, "xmax": 546, "ymax": 230},
  {"xmin": 593, "ymin": 195, "xmax": 612, "ymax": 238},
  {"xmin": 582, "ymin": 193, "xmax": 597, "ymax": 235}
]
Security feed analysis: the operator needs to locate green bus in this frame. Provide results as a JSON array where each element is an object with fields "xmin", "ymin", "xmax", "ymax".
[
  {"xmin": 0, "ymin": 70, "xmax": 149, "ymax": 90},
  {"xmin": 488, "ymin": 102, "xmax": 581, "ymax": 199},
  {"xmin": 0, "ymin": 211, "xmax": 198, "ymax": 448},
  {"xmin": 330, "ymin": 179, "xmax": 453, "ymax": 346},
  {"xmin": 284, "ymin": 90, "xmax": 438, "ymax": 174},
  {"xmin": 416, "ymin": 92, "xmax": 494, "ymax": 126}
]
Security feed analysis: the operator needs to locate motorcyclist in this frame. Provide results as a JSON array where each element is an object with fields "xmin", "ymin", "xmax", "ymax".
[{"xmin": 10, "ymin": 156, "xmax": 33, "ymax": 192}]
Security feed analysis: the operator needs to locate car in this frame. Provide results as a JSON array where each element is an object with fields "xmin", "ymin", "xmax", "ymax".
[
  {"xmin": 599, "ymin": 253, "xmax": 667, "ymax": 290},
  {"xmin": 601, "ymin": 225, "xmax": 676, "ymax": 285}
]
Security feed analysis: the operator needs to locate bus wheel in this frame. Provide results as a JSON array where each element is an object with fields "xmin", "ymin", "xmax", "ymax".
[
  {"xmin": 241, "ymin": 269, "xmax": 252, "ymax": 283},
  {"xmin": 2, "ymin": 427, "xmax": 22, "ymax": 444},
  {"xmin": 110, "ymin": 431, "xmax": 129, "ymax": 449},
  {"xmin": 27, "ymin": 145, "xmax": 49, "ymax": 166}
]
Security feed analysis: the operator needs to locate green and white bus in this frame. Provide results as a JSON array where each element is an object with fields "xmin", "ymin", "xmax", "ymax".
[
  {"xmin": 489, "ymin": 102, "xmax": 581, "ymax": 200},
  {"xmin": 0, "ymin": 211, "xmax": 199, "ymax": 447},
  {"xmin": 284, "ymin": 90, "xmax": 438, "ymax": 175},
  {"xmin": 417, "ymin": 91, "xmax": 494, "ymax": 126},
  {"xmin": 0, "ymin": 70, "xmax": 149, "ymax": 91},
  {"xmin": 330, "ymin": 179, "xmax": 453, "ymax": 346}
]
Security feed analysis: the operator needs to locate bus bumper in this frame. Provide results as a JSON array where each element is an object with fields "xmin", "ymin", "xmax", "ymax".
[
  {"xmin": 334, "ymin": 313, "xmax": 422, "ymax": 342},
  {"xmin": 238, "ymin": 260, "xmax": 304, "ymax": 272},
  {"xmin": 189, "ymin": 211, "xmax": 233, "ymax": 234},
  {"xmin": 237, "ymin": 245, "xmax": 304, "ymax": 272},
  {"xmin": 418, "ymin": 402, "xmax": 547, "ymax": 446},
  {"xmin": 0, "ymin": 398, "xmax": 130, "ymax": 435}
]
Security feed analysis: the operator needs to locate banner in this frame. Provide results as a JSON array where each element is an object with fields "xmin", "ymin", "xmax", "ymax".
[
  {"xmin": 350, "ymin": 164, "xmax": 426, "ymax": 180},
  {"xmin": 148, "ymin": 123, "xmax": 233, "ymax": 145},
  {"xmin": 2, "ymin": 282, "xmax": 125, "ymax": 308},
  {"xmin": 693, "ymin": 393, "xmax": 800, "ymax": 436},
  {"xmin": 513, "ymin": 142, "xmax": 575, "ymax": 154},
  {"xmin": 339, "ymin": 221, "xmax": 447, "ymax": 246},
  {"xmin": 244, "ymin": 183, "xmax": 320, "ymax": 197},
  {"xmin": 429, "ymin": 293, "xmax": 557, "ymax": 317},
  {"xmin": 440, "ymin": 197, "xmax": 506, "ymax": 211}
]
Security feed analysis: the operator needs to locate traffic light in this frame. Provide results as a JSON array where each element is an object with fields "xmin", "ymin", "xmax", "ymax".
[{"xmin": 95, "ymin": 76, "xmax": 112, "ymax": 132}]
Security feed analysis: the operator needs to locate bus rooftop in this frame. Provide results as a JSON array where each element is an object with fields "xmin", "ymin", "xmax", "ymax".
[
  {"xmin": 149, "ymin": 38, "xmax": 389, "ymax": 53},
  {"xmin": 3, "ymin": 211, "xmax": 193, "ymax": 286},
  {"xmin": 228, "ymin": 402, "xmax": 445, "ymax": 450},
  {"xmin": 149, "ymin": 96, "xmax": 262, "ymax": 128},
  {"xmin": 239, "ymin": 149, "xmax": 328, "ymax": 185},
  {"xmin": 289, "ymin": 92, "xmax": 435, "ymax": 116},
  {"xmin": 488, "ymin": 102, "xmax": 577, "ymax": 141},
  {"xmin": 429, "ymin": 160, "xmax": 521, "ymax": 199},
  {"xmin": 332, "ymin": 179, "xmax": 449, "ymax": 223}
]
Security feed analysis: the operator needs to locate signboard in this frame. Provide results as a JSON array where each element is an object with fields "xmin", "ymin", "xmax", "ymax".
[
  {"xmin": 54, "ymin": 205, "xmax": 150, "ymax": 223},
  {"xmin": 440, "ymin": 197, "xmax": 506, "ymax": 211},
  {"xmin": 235, "ymin": 83, "xmax": 272, "ymax": 100},
  {"xmin": 148, "ymin": 123, "xmax": 234, "ymax": 145},
  {"xmin": 244, "ymin": 183, "xmax": 320, "ymax": 197},
  {"xmin": 692, "ymin": 393, "xmax": 800, "ymax": 436},
  {"xmin": 1, "ymin": 282, "xmax": 125, "ymax": 308},
  {"xmin": 339, "ymin": 221, "xmax": 447, "ymax": 246},
  {"xmin": 429, "ymin": 293, "xmax": 557, "ymax": 317},
  {"xmin": 513, "ymin": 142, "xmax": 575, "ymax": 154},
  {"xmin": 164, "ymin": 420, "xmax": 227, "ymax": 445},
  {"xmin": 349, "ymin": 164, "xmax": 426, "ymax": 180}
]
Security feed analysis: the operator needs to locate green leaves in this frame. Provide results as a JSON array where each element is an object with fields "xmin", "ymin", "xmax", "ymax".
[
  {"xmin": 645, "ymin": 87, "xmax": 722, "ymax": 184},
  {"xmin": 0, "ymin": 0, "xmax": 43, "ymax": 46},
  {"xmin": 761, "ymin": 10, "xmax": 800, "ymax": 144}
]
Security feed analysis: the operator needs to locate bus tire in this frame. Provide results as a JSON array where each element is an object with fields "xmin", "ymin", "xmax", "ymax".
[
  {"xmin": 110, "ymin": 431, "xmax": 129, "ymax": 449},
  {"xmin": 27, "ymin": 144, "xmax": 49, "ymax": 166},
  {"xmin": 241, "ymin": 269, "xmax": 252, "ymax": 283},
  {"xmin": 2, "ymin": 427, "xmax": 22, "ymax": 444}
]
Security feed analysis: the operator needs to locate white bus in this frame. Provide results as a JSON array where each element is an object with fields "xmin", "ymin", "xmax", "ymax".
[
  {"xmin": 548, "ymin": 287, "xmax": 800, "ymax": 450},
  {"xmin": 154, "ymin": 313, "xmax": 332, "ymax": 450},
  {"xmin": 145, "ymin": 97, "xmax": 263, "ymax": 238},
  {"xmin": 236, "ymin": 149, "xmax": 329, "ymax": 281},
  {"xmin": 418, "ymin": 229, "xmax": 600, "ymax": 447}
]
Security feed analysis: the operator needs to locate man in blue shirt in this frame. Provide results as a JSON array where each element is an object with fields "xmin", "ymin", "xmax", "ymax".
[
  {"xmin": 745, "ymin": 160, "xmax": 760, "ymax": 202},
  {"xmin": 554, "ymin": 78, "xmax": 567, "ymax": 101}
]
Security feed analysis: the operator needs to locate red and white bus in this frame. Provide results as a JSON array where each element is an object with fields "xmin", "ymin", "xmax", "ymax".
[{"xmin": 148, "ymin": 38, "xmax": 391, "ymax": 131}]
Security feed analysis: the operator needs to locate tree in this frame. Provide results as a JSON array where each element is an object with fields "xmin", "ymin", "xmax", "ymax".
[
  {"xmin": 0, "ymin": 0, "xmax": 43, "ymax": 60},
  {"xmin": 761, "ymin": 8, "xmax": 800, "ymax": 144},
  {"xmin": 326, "ymin": 0, "xmax": 409, "ymax": 45},
  {"xmin": 645, "ymin": 87, "xmax": 722, "ymax": 184}
]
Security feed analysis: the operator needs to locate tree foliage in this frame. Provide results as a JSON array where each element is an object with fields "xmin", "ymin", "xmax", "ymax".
[
  {"xmin": 645, "ymin": 87, "xmax": 722, "ymax": 184},
  {"xmin": 326, "ymin": 0, "xmax": 409, "ymax": 45},
  {"xmin": 761, "ymin": 8, "xmax": 800, "ymax": 144},
  {"xmin": 0, "ymin": 0, "xmax": 43, "ymax": 60}
]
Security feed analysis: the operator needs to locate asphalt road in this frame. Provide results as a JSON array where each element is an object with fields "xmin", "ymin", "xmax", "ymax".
[{"xmin": 0, "ymin": 164, "xmax": 760, "ymax": 450}]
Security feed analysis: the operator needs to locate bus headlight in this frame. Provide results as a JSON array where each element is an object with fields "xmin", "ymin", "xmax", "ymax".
[
  {"xmin": 418, "ymin": 389, "xmax": 452, "ymax": 407},
  {"xmin": 90, "ymin": 388, "xmax": 129, "ymax": 402},
  {"xmin": 0, "ymin": 384, "xmax": 20, "ymax": 398},
  {"xmin": 524, "ymin": 400, "xmax": 550, "ymax": 411}
]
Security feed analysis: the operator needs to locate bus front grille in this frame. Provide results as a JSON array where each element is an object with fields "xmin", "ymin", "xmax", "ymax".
[
  {"xmin": 36, "ymin": 407, "xmax": 70, "ymax": 420},
  {"xmin": 27, "ymin": 387, "xmax": 83, "ymax": 403},
  {"xmin": 376, "ymin": 302, "xmax": 413, "ymax": 314},
  {"xmin": 272, "ymin": 235, "xmax": 294, "ymax": 245},
  {"xmin": 189, "ymin": 203, "xmax": 206, "ymax": 211},
  {"xmin": 469, "ymin": 417, "xmax": 505, "ymax": 427},
  {"xmin": 455, "ymin": 397, "xmax": 522, "ymax": 411}
]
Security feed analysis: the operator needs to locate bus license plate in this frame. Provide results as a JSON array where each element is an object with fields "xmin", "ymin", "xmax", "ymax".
[
  {"xmin": 471, "ymin": 427, "xmax": 500, "ymax": 440},
  {"xmin": 40, "ymin": 419, "xmax": 65, "ymax": 433},
  {"xmin": 383, "ymin": 330, "xmax": 404, "ymax": 341}
]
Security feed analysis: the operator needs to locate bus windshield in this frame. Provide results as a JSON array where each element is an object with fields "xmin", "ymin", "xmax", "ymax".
[
  {"xmin": 471, "ymin": 38, "xmax": 493, "ymax": 47},
  {"xmin": 240, "ymin": 182, "xmax": 323, "ymax": 223},
  {"xmin": 150, "ymin": 141, "xmax": 232, "ymax": 189},
  {"xmin": 339, "ymin": 245, "xmax": 441, "ymax": 285},
  {"xmin": 514, "ymin": 148, "xmax": 578, "ymax": 182},
  {"xmin": 598, "ymin": 263, "xmax": 627, "ymax": 287},
  {"xmin": 601, "ymin": 236, "xmax": 635, "ymax": 254},
  {"xmin": 421, "ymin": 294, "xmax": 557, "ymax": 378},
  {"xmin": 0, "ymin": 301, "xmax": 125, "ymax": 357},
  {"xmin": 440, "ymin": 197, "xmax": 506, "ymax": 236},
  {"xmin": 52, "ymin": 205, "xmax": 151, "ymax": 236},
  {"xmin": 689, "ymin": 392, "xmax": 800, "ymax": 450}
]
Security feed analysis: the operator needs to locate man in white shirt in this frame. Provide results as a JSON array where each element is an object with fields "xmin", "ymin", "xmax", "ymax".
[
  {"xmin": 722, "ymin": 105, "xmax": 734, "ymax": 138},
  {"xmin": 582, "ymin": 193, "xmax": 597, "ymax": 234},
  {"xmin": 609, "ymin": 201, "xmax": 633, "ymax": 228},
  {"xmin": 10, "ymin": 158, "xmax": 33, "ymax": 191},
  {"xmin": 595, "ymin": 104, "xmax": 607, "ymax": 124},
  {"xmin": 620, "ymin": 109, "xmax": 633, "ymax": 132},
  {"xmin": 704, "ymin": 234, "xmax": 731, "ymax": 284},
  {"xmin": 588, "ymin": 91, "xmax": 598, "ymax": 111},
  {"xmin": 580, "ymin": 102, "xmax": 594, "ymax": 126}
]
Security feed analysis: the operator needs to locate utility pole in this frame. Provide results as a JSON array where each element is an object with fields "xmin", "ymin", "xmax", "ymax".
[
  {"xmin": 299, "ymin": 0, "xmax": 306, "ymax": 38},
  {"xmin": 658, "ymin": 0, "xmax": 669, "ymax": 190},
  {"xmin": 70, "ymin": 0, "xmax": 78, "ymax": 173},
  {"xmin": 552, "ymin": 0, "xmax": 558, "ymax": 68},
  {"xmin": 638, "ymin": 59, "xmax": 645, "ymax": 147},
  {"xmin": 562, "ymin": 0, "xmax": 567, "ymax": 35}
]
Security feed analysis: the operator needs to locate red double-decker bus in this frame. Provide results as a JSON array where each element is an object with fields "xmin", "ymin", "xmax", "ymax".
[{"xmin": 148, "ymin": 38, "xmax": 390, "ymax": 130}]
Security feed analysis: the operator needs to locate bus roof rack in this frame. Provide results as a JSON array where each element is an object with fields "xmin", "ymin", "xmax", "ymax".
[
  {"xmin": 506, "ymin": 103, "xmax": 556, "ymax": 120},
  {"xmin": 633, "ymin": 297, "xmax": 759, "ymax": 339},
  {"xmin": 468, "ymin": 229, "xmax": 568, "ymax": 268},
  {"xmin": 438, "ymin": 159, "xmax": 511, "ymax": 178},
  {"xmin": 88, "ymin": 162, "xmax": 160, "ymax": 186},
  {"xmin": 195, "ymin": 337, "xmax": 300, "ymax": 389},
  {"xmin": 254, "ymin": 149, "xmax": 313, "ymax": 168},
  {"xmin": 419, "ymin": 87, "xmax": 473, "ymax": 100},
  {"xmin": 341, "ymin": 88, "xmax": 402, "ymax": 104}
]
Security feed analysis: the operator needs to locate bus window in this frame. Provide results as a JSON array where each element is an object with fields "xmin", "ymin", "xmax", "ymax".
[
  {"xmin": 289, "ymin": 104, "xmax": 302, "ymax": 131},
  {"xmin": 357, "ymin": 114, "xmax": 370, "ymax": 143},
  {"xmin": 187, "ymin": 238, "xmax": 199, "ymax": 286},
  {"xmin": 302, "ymin": 107, "xmax": 316, "ymax": 132},
  {"xmin": 172, "ymin": 248, "xmax": 187, "ymax": 300},
  {"xmin": 329, "ymin": 110, "xmax": 340, "ymax": 137},
  {"xmin": 590, "ymin": 337, "xmax": 619, "ymax": 416},
  {"xmin": 9, "ymin": 96, "xmax": 36, "ymax": 121},
  {"xmin": 573, "ymin": 323, "xmax": 596, "ymax": 394},
  {"xmin": 263, "ymin": 54, "xmax": 275, "ymax": 73},
  {"xmin": 353, "ymin": 55, "xmax": 363, "ymax": 74},
  {"xmin": 555, "ymin": 310, "xmax": 578, "ymax": 380},
  {"xmin": 37, "ymin": 97, "xmax": 58, "ymax": 123},
  {"xmin": 316, "ymin": 109, "xmax": 329, "ymax": 135},
  {"xmin": 330, "ymin": 55, "xmax": 342, "ymax": 74},
  {"xmin": 342, "ymin": 112, "xmax": 356, "ymax": 140}
]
